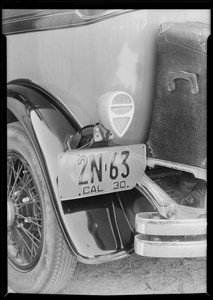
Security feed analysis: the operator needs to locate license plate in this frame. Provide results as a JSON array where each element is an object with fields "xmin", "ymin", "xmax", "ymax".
[{"xmin": 58, "ymin": 144, "xmax": 146, "ymax": 200}]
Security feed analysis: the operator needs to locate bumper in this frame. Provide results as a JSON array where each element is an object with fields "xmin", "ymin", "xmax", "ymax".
[{"xmin": 135, "ymin": 212, "xmax": 206, "ymax": 258}]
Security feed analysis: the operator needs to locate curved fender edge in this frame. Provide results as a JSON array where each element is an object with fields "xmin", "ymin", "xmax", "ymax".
[
  {"xmin": 7, "ymin": 80, "xmax": 81, "ymax": 257},
  {"xmin": 7, "ymin": 79, "xmax": 153, "ymax": 263}
]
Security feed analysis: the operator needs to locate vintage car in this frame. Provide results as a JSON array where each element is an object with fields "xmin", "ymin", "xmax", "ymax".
[{"xmin": 3, "ymin": 9, "xmax": 209, "ymax": 294}]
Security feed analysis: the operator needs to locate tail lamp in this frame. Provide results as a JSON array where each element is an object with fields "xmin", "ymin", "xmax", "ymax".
[{"xmin": 96, "ymin": 91, "xmax": 135, "ymax": 138}]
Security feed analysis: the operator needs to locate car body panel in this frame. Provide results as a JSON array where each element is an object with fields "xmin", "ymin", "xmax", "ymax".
[{"xmin": 5, "ymin": 10, "xmax": 210, "ymax": 145}]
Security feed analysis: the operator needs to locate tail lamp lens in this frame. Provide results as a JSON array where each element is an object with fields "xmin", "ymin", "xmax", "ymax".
[{"xmin": 96, "ymin": 91, "xmax": 135, "ymax": 138}]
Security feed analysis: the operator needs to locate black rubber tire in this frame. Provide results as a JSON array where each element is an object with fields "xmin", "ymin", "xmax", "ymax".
[{"xmin": 7, "ymin": 122, "xmax": 76, "ymax": 294}]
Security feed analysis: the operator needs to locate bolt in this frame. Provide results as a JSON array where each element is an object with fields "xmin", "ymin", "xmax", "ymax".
[
  {"xmin": 167, "ymin": 210, "xmax": 175, "ymax": 218},
  {"xmin": 13, "ymin": 191, "xmax": 20, "ymax": 197},
  {"xmin": 91, "ymin": 223, "xmax": 98, "ymax": 233},
  {"xmin": 191, "ymin": 88, "xmax": 197, "ymax": 95},
  {"xmin": 22, "ymin": 197, "xmax": 30, "ymax": 203},
  {"xmin": 168, "ymin": 85, "xmax": 174, "ymax": 92}
]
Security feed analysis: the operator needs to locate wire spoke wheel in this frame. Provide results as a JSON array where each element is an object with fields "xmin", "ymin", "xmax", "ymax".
[
  {"xmin": 7, "ymin": 153, "xmax": 43, "ymax": 271},
  {"xmin": 7, "ymin": 121, "xmax": 76, "ymax": 294}
]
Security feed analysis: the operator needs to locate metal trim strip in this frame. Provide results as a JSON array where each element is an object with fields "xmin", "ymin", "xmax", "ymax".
[{"xmin": 2, "ymin": 9, "xmax": 131, "ymax": 35}]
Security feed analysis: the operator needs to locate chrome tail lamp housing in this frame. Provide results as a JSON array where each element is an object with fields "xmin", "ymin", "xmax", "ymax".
[{"xmin": 96, "ymin": 91, "xmax": 135, "ymax": 138}]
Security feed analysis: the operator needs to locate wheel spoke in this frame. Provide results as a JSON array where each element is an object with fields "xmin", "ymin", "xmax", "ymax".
[
  {"xmin": 7, "ymin": 165, "xmax": 13, "ymax": 196},
  {"xmin": 15, "ymin": 227, "xmax": 33, "ymax": 261},
  {"xmin": 28, "ymin": 218, "xmax": 42, "ymax": 227},
  {"xmin": 31, "ymin": 239, "xmax": 38, "ymax": 260},
  {"xmin": 37, "ymin": 225, "xmax": 42, "ymax": 238},
  {"xmin": 16, "ymin": 213, "xmax": 41, "ymax": 222},
  {"xmin": 22, "ymin": 172, "xmax": 32, "ymax": 186},
  {"xmin": 15, "ymin": 195, "xmax": 39, "ymax": 208},
  {"xmin": 14, "ymin": 175, "xmax": 33, "ymax": 198},
  {"xmin": 18, "ymin": 214, "xmax": 41, "ymax": 227},
  {"xmin": 8, "ymin": 159, "xmax": 23, "ymax": 198},
  {"xmin": 19, "ymin": 225, "xmax": 40, "ymax": 246},
  {"xmin": 7, "ymin": 160, "xmax": 15, "ymax": 196},
  {"xmin": 34, "ymin": 202, "xmax": 42, "ymax": 212},
  {"xmin": 18, "ymin": 201, "xmax": 41, "ymax": 212},
  {"xmin": 7, "ymin": 153, "xmax": 42, "ymax": 270}
]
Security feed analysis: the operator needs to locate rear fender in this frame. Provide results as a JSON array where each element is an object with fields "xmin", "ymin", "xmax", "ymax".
[{"xmin": 7, "ymin": 79, "xmax": 154, "ymax": 263}]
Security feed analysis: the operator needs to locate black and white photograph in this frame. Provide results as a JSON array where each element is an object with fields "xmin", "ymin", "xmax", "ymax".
[{"xmin": 3, "ymin": 8, "xmax": 209, "ymax": 295}]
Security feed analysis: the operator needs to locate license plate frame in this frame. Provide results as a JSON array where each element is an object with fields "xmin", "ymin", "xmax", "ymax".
[{"xmin": 58, "ymin": 144, "xmax": 146, "ymax": 200}]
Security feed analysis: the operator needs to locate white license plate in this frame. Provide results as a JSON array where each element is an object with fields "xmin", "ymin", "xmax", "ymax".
[{"xmin": 58, "ymin": 144, "xmax": 146, "ymax": 200}]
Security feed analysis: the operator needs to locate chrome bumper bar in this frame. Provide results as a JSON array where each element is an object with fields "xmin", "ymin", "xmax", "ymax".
[
  {"xmin": 135, "ymin": 212, "xmax": 206, "ymax": 236},
  {"xmin": 135, "ymin": 212, "xmax": 206, "ymax": 258},
  {"xmin": 135, "ymin": 235, "xmax": 206, "ymax": 258},
  {"xmin": 134, "ymin": 160, "xmax": 206, "ymax": 257}
]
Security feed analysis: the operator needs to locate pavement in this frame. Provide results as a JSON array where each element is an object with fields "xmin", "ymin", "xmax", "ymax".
[
  {"xmin": 61, "ymin": 253, "xmax": 206, "ymax": 295},
  {"xmin": 7, "ymin": 254, "xmax": 206, "ymax": 295}
]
